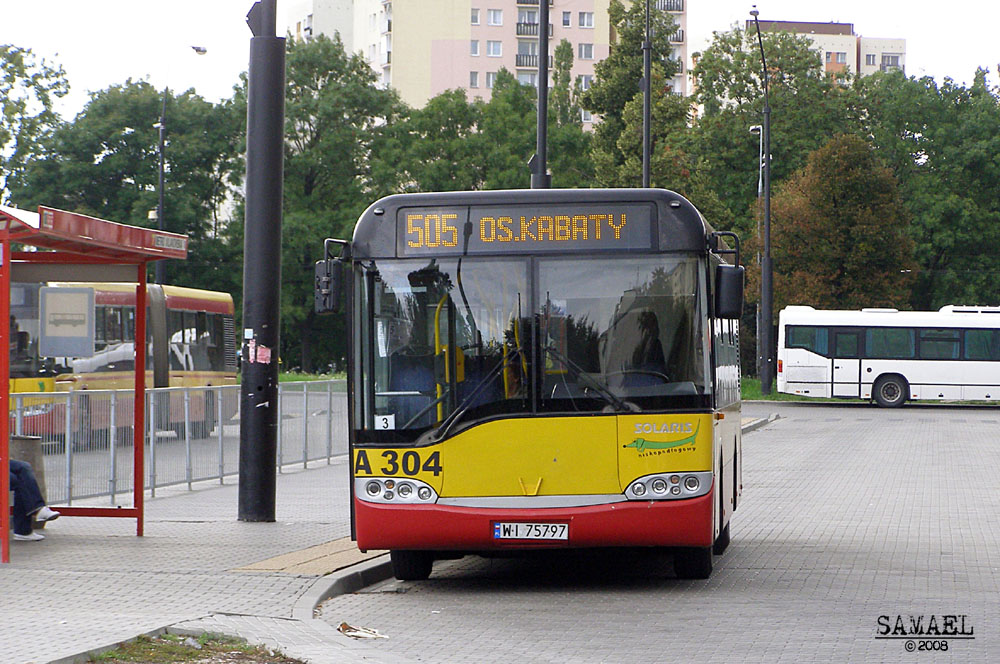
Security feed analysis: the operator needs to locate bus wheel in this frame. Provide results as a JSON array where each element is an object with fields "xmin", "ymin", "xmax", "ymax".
[
  {"xmin": 713, "ymin": 523, "xmax": 731, "ymax": 556},
  {"xmin": 874, "ymin": 375, "xmax": 907, "ymax": 408},
  {"xmin": 390, "ymin": 550, "xmax": 434, "ymax": 581},
  {"xmin": 674, "ymin": 546, "xmax": 713, "ymax": 579}
]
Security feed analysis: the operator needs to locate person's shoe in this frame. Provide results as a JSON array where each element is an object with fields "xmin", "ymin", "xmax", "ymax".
[
  {"xmin": 34, "ymin": 506, "xmax": 60, "ymax": 522},
  {"xmin": 13, "ymin": 532, "xmax": 45, "ymax": 541}
]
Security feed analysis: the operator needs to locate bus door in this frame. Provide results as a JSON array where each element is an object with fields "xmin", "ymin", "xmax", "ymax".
[{"xmin": 831, "ymin": 329, "xmax": 861, "ymax": 397}]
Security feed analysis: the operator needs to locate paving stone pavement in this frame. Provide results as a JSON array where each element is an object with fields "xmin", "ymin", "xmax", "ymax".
[
  {"xmin": 3, "ymin": 417, "xmax": 774, "ymax": 664},
  {"xmin": 317, "ymin": 403, "xmax": 1000, "ymax": 663},
  {"xmin": 0, "ymin": 457, "xmax": 402, "ymax": 664}
]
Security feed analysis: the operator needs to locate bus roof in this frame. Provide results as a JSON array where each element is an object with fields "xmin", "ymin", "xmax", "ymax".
[
  {"xmin": 349, "ymin": 188, "xmax": 714, "ymax": 259},
  {"xmin": 780, "ymin": 305, "xmax": 1000, "ymax": 328}
]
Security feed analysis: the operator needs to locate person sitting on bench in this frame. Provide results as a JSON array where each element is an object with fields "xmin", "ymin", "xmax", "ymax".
[{"xmin": 9, "ymin": 459, "xmax": 60, "ymax": 542}]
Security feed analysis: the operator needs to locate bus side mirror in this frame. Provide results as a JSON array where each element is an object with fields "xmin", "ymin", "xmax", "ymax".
[
  {"xmin": 715, "ymin": 264, "xmax": 745, "ymax": 319},
  {"xmin": 315, "ymin": 258, "xmax": 344, "ymax": 314}
]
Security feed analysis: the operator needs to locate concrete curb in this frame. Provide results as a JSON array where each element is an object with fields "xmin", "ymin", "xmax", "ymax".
[
  {"xmin": 741, "ymin": 413, "xmax": 780, "ymax": 434},
  {"xmin": 293, "ymin": 553, "xmax": 393, "ymax": 622}
]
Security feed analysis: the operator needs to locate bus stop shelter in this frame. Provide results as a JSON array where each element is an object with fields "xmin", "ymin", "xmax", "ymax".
[{"xmin": 0, "ymin": 204, "xmax": 188, "ymax": 562}]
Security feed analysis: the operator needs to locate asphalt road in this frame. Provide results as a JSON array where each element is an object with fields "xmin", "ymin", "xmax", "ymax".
[{"xmin": 317, "ymin": 401, "xmax": 1000, "ymax": 663}]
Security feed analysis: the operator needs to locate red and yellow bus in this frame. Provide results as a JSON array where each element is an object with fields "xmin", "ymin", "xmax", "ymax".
[
  {"xmin": 10, "ymin": 282, "xmax": 237, "ymax": 441},
  {"xmin": 316, "ymin": 189, "xmax": 744, "ymax": 580}
]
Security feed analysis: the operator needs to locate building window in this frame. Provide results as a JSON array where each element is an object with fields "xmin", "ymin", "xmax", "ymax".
[
  {"xmin": 581, "ymin": 109, "xmax": 593, "ymax": 122},
  {"xmin": 487, "ymin": 40, "xmax": 502, "ymax": 57},
  {"xmin": 579, "ymin": 12, "xmax": 594, "ymax": 28},
  {"xmin": 518, "ymin": 71, "xmax": 538, "ymax": 87},
  {"xmin": 562, "ymin": 11, "xmax": 571, "ymax": 27},
  {"xmin": 470, "ymin": 71, "xmax": 479, "ymax": 88},
  {"xmin": 471, "ymin": 8, "xmax": 480, "ymax": 25},
  {"xmin": 486, "ymin": 72, "xmax": 497, "ymax": 88},
  {"xmin": 578, "ymin": 43, "xmax": 593, "ymax": 60},
  {"xmin": 577, "ymin": 74, "xmax": 593, "ymax": 90},
  {"xmin": 882, "ymin": 54, "xmax": 901, "ymax": 71},
  {"xmin": 518, "ymin": 9, "xmax": 537, "ymax": 24},
  {"xmin": 488, "ymin": 9, "xmax": 503, "ymax": 26},
  {"xmin": 825, "ymin": 51, "xmax": 832, "ymax": 63},
  {"xmin": 865, "ymin": 53, "xmax": 876, "ymax": 66},
  {"xmin": 518, "ymin": 40, "xmax": 537, "ymax": 56},
  {"xmin": 471, "ymin": 40, "xmax": 480, "ymax": 56},
  {"xmin": 836, "ymin": 52, "xmax": 847, "ymax": 64}
]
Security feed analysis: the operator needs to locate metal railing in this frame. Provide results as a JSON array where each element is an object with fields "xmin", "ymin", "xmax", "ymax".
[
  {"xmin": 10, "ymin": 380, "xmax": 348, "ymax": 505},
  {"xmin": 656, "ymin": 0, "xmax": 684, "ymax": 12}
]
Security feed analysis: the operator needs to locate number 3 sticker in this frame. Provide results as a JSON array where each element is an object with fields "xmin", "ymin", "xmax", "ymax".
[{"xmin": 374, "ymin": 414, "xmax": 396, "ymax": 430}]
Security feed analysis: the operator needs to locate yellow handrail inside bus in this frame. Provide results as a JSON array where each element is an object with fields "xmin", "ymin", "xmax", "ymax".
[{"xmin": 433, "ymin": 293, "xmax": 448, "ymax": 422}]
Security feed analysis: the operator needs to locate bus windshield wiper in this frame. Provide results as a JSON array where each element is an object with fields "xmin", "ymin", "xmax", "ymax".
[
  {"xmin": 542, "ymin": 345, "xmax": 633, "ymax": 412},
  {"xmin": 424, "ymin": 347, "xmax": 524, "ymax": 443}
]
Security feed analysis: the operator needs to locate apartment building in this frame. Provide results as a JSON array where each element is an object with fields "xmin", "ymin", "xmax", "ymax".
[
  {"xmin": 288, "ymin": 0, "xmax": 689, "ymax": 116},
  {"xmin": 749, "ymin": 20, "xmax": 905, "ymax": 78}
]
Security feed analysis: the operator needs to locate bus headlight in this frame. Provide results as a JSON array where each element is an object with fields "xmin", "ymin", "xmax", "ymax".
[
  {"xmin": 356, "ymin": 478, "xmax": 439, "ymax": 504},
  {"xmin": 625, "ymin": 471, "xmax": 713, "ymax": 501}
]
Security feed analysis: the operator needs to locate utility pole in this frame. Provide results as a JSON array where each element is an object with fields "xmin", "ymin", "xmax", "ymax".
[
  {"xmin": 751, "ymin": 6, "xmax": 774, "ymax": 394},
  {"xmin": 530, "ymin": 0, "xmax": 551, "ymax": 189},
  {"xmin": 642, "ymin": 0, "xmax": 651, "ymax": 188},
  {"xmin": 239, "ymin": 0, "xmax": 285, "ymax": 522}
]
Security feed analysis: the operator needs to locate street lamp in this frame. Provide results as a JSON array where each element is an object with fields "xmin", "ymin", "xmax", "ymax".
[
  {"xmin": 750, "ymin": 6, "xmax": 774, "ymax": 395},
  {"xmin": 642, "ymin": 0, "xmax": 651, "ymax": 187},
  {"xmin": 749, "ymin": 123, "xmax": 763, "ymax": 380},
  {"xmin": 153, "ymin": 45, "xmax": 207, "ymax": 285}
]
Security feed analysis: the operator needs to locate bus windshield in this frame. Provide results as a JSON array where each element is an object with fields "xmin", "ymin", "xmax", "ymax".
[
  {"xmin": 361, "ymin": 254, "xmax": 708, "ymax": 436},
  {"xmin": 538, "ymin": 255, "xmax": 707, "ymax": 411}
]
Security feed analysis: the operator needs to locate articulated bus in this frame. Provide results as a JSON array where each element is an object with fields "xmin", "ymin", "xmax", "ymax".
[
  {"xmin": 10, "ymin": 282, "xmax": 238, "ymax": 441},
  {"xmin": 777, "ymin": 305, "xmax": 1000, "ymax": 407},
  {"xmin": 316, "ymin": 189, "xmax": 745, "ymax": 580}
]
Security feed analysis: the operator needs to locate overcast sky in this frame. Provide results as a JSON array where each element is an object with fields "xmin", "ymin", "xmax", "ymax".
[{"xmin": 1, "ymin": 0, "xmax": 996, "ymax": 119}]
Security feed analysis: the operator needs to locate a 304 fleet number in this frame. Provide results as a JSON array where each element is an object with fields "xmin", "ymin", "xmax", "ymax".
[{"xmin": 354, "ymin": 449, "xmax": 443, "ymax": 477}]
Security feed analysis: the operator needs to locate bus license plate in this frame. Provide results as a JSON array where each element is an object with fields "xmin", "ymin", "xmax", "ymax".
[{"xmin": 493, "ymin": 522, "xmax": 568, "ymax": 540}]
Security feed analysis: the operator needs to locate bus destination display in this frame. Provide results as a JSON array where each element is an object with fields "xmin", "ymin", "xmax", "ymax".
[{"xmin": 397, "ymin": 203, "xmax": 654, "ymax": 256}]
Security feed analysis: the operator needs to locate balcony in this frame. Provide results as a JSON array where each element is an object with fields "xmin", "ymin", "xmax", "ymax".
[
  {"xmin": 516, "ymin": 22, "xmax": 553, "ymax": 37},
  {"xmin": 380, "ymin": 19, "xmax": 392, "ymax": 34},
  {"xmin": 669, "ymin": 29, "xmax": 684, "ymax": 43},
  {"xmin": 515, "ymin": 54, "xmax": 553, "ymax": 68},
  {"xmin": 656, "ymin": 0, "xmax": 684, "ymax": 11},
  {"xmin": 516, "ymin": 0, "xmax": 553, "ymax": 5},
  {"xmin": 379, "ymin": 50, "xmax": 392, "ymax": 66}
]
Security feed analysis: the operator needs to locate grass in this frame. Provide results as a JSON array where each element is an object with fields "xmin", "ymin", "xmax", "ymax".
[
  {"xmin": 90, "ymin": 633, "xmax": 303, "ymax": 663},
  {"xmin": 278, "ymin": 371, "xmax": 345, "ymax": 382},
  {"xmin": 741, "ymin": 377, "xmax": 827, "ymax": 402}
]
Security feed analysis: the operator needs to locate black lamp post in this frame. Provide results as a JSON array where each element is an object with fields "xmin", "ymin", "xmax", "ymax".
[
  {"xmin": 642, "ymin": 0, "xmax": 651, "ymax": 187},
  {"xmin": 750, "ymin": 6, "xmax": 774, "ymax": 394},
  {"xmin": 154, "ymin": 97, "xmax": 167, "ymax": 284},
  {"xmin": 152, "ymin": 45, "xmax": 207, "ymax": 285}
]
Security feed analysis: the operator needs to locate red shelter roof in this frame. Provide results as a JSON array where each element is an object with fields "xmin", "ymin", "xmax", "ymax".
[{"xmin": 0, "ymin": 205, "xmax": 187, "ymax": 262}]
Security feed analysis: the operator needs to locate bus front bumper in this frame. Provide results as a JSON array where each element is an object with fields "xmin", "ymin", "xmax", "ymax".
[{"xmin": 354, "ymin": 491, "xmax": 714, "ymax": 551}]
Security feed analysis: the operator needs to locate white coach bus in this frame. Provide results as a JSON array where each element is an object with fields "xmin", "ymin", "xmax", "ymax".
[{"xmin": 777, "ymin": 305, "xmax": 1000, "ymax": 407}]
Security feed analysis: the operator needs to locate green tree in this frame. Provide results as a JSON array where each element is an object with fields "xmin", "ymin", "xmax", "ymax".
[
  {"xmin": 764, "ymin": 134, "xmax": 914, "ymax": 310},
  {"xmin": 281, "ymin": 34, "xmax": 404, "ymax": 371},
  {"xmin": 581, "ymin": 0, "xmax": 679, "ymax": 179},
  {"xmin": 858, "ymin": 69, "xmax": 1000, "ymax": 308},
  {"xmin": 373, "ymin": 89, "xmax": 484, "ymax": 193},
  {"xmin": 1, "ymin": 44, "xmax": 69, "ymax": 203},
  {"xmin": 8, "ymin": 79, "xmax": 244, "ymax": 290},
  {"xmin": 550, "ymin": 39, "xmax": 578, "ymax": 127},
  {"xmin": 474, "ymin": 69, "xmax": 537, "ymax": 189},
  {"xmin": 687, "ymin": 25, "xmax": 860, "ymax": 240}
]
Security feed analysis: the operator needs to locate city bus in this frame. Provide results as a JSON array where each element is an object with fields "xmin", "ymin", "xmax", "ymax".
[
  {"xmin": 9, "ymin": 282, "xmax": 238, "ymax": 442},
  {"xmin": 315, "ymin": 188, "xmax": 745, "ymax": 580},
  {"xmin": 777, "ymin": 305, "xmax": 1000, "ymax": 407}
]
